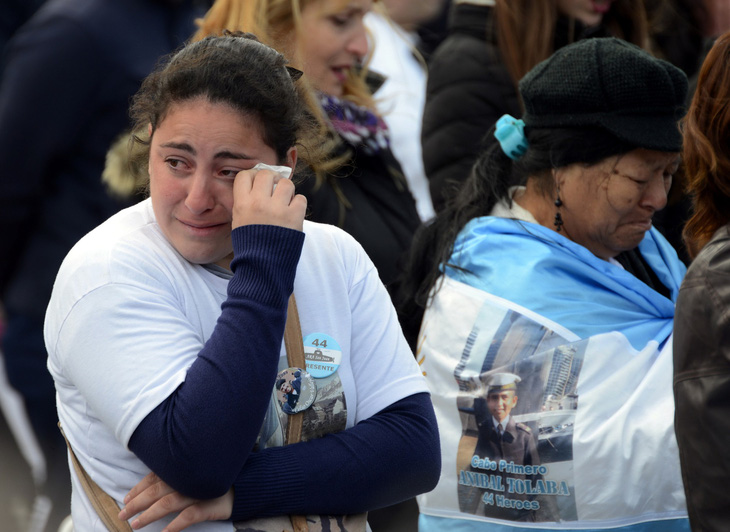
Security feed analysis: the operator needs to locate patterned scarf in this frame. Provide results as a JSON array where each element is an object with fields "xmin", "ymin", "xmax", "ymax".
[{"xmin": 319, "ymin": 93, "xmax": 390, "ymax": 155}]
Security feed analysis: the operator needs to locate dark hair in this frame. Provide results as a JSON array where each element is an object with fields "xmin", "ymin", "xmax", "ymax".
[
  {"xmin": 130, "ymin": 32, "xmax": 306, "ymax": 163},
  {"xmin": 395, "ymin": 125, "xmax": 635, "ymax": 348},
  {"xmin": 681, "ymin": 30, "xmax": 730, "ymax": 258},
  {"xmin": 276, "ymin": 378, "xmax": 287, "ymax": 390},
  {"xmin": 645, "ymin": 0, "xmax": 709, "ymax": 77}
]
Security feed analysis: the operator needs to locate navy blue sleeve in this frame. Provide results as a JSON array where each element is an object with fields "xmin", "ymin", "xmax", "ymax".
[
  {"xmin": 128, "ymin": 224, "xmax": 305, "ymax": 499},
  {"xmin": 230, "ymin": 391, "xmax": 441, "ymax": 520}
]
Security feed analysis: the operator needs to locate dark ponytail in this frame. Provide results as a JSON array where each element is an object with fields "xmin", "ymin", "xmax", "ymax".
[
  {"xmin": 395, "ymin": 130, "xmax": 517, "ymax": 347},
  {"xmin": 395, "ymin": 125, "xmax": 636, "ymax": 348}
]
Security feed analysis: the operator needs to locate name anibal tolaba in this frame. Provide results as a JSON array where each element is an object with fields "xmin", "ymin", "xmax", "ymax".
[{"xmin": 460, "ymin": 455, "xmax": 571, "ymax": 500}]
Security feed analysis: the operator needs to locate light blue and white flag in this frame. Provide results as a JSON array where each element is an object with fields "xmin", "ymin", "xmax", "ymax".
[{"xmin": 416, "ymin": 217, "xmax": 689, "ymax": 532}]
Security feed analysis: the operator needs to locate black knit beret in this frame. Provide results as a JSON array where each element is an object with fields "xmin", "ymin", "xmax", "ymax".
[{"xmin": 519, "ymin": 37, "xmax": 688, "ymax": 152}]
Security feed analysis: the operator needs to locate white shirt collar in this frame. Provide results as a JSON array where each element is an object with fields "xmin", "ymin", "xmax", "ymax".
[
  {"xmin": 491, "ymin": 186, "xmax": 625, "ymax": 268},
  {"xmin": 493, "ymin": 415, "xmax": 510, "ymax": 430},
  {"xmin": 490, "ymin": 186, "xmax": 538, "ymax": 223}
]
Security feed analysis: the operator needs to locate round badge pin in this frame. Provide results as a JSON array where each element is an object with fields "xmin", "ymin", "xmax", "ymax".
[
  {"xmin": 275, "ymin": 367, "xmax": 316, "ymax": 414},
  {"xmin": 302, "ymin": 333, "xmax": 342, "ymax": 378}
]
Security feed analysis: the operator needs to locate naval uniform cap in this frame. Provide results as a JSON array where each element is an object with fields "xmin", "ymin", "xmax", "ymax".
[{"xmin": 486, "ymin": 372, "xmax": 521, "ymax": 393}]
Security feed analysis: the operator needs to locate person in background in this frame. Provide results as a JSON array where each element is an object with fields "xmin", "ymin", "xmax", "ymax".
[
  {"xmin": 704, "ymin": 0, "xmax": 730, "ymax": 37},
  {"xmin": 400, "ymin": 37, "xmax": 690, "ymax": 531},
  {"xmin": 673, "ymin": 29, "xmax": 730, "ymax": 532},
  {"xmin": 175, "ymin": 0, "xmax": 422, "ymax": 297},
  {"xmin": 0, "ymin": 0, "xmax": 47, "ymax": 75},
  {"xmin": 422, "ymin": 0, "xmax": 649, "ymax": 212},
  {"xmin": 646, "ymin": 0, "xmax": 709, "ymax": 80},
  {"xmin": 644, "ymin": 0, "xmax": 730, "ymax": 264},
  {"xmin": 0, "ymin": 1, "xmax": 207, "ymax": 530},
  {"xmin": 364, "ymin": 0, "xmax": 447, "ymax": 223},
  {"xmin": 45, "ymin": 32, "xmax": 439, "ymax": 532},
  {"xmin": 413, "ymin": 0, "xmax": 451, "ymax": 61},
  {"xmin": 363, "ymin": 7, "xmax": 446, "ymax": 525}
]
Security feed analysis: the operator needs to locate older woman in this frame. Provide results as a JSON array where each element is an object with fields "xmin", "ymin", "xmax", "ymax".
[
  {"xmin": 400, "ymin": 37, "xmax": 690, "ymax": 531},
  {"xmin": 45, "ymin": 33, "xmax": 439, "ymax": 532},
  {"xmin": 673, "ymin": 30, "xmax": 730, "ymax": 532}
]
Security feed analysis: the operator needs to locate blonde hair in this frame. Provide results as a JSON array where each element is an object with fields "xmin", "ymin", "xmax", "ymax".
[
  {"xmin": 194, "ymin": 0, "xmax": 376, "ymax": 109},
  {"xmin": 193, "ymin": 0, "xmax": 382, "ymax": 181}
]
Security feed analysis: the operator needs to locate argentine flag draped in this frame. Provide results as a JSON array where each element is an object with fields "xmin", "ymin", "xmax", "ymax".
[{"xmin": 417, "ymin": 216, "xmax": 690, "ymax": 532}]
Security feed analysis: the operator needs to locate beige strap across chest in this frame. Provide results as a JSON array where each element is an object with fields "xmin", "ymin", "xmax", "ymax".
[
  {"xmin": 59, "ymin": 423, "xmax": 133, "ymax": 531},
  {"xmin": 60, "ymin": 293, "xmax": 309, "ymax": 531},
  {"xmin": 284, "ymin": 294, "xmax": 305, "ymax": 447},
  {"xmin": 283, "ymin": 294, "xmax": 309, "ymax": 532}
]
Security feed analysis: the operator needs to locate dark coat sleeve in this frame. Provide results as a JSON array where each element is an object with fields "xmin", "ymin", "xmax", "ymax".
[
  {"xmin": 0, "ymin": 0, "xmax": 201, "ymax": 310},
  {"xmin": 295, "ymin": 143, "xmax": 420, "ymax": 291},
  {"xmin": 422, "ymin": 34, "xmax": 521, "ymax": 212},
  {"xmin": 0, "ymin": 15, "xmax": 104, "ymax": 293},
  {"xmin": 673, "ymin": 226, "xmax": 730, "ymax": 532}
]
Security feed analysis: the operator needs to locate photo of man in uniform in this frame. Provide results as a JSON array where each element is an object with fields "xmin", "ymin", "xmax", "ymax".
[
  {"xmin": 277, "ymin": 370, "xmax": 302, "ymax": 414},
  {"xmin": 471, "ymin": 372, "xmax": 542, "ymax": 521}
]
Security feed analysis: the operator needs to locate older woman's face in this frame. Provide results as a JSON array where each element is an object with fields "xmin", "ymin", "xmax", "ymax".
[
  {"xmin": 148, "ymin": 97, "xmax": 283, "ymax": 269},
  {"xmin": 298, "ymin": 0, "xmax": 373, "ymax": 96},
  {"xmin": 557, "ymin": 149, "xmax": 679, "ymax": 260}
]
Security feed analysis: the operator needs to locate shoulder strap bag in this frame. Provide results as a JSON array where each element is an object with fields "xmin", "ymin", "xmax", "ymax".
[{"xmin": 60, "ymin": 294, "xmax": 309, "ymax": 532}]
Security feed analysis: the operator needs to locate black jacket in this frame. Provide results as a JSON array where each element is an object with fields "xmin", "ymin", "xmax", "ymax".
[
  {"xmin": 422, "ymin": 3, "xmax": 521, "ymax": 212},
  {"xmin": 673, "ymin": 224, "xmax": 730, "ymax": 532},
  {"xmin": 0, "ymin": 0, "xmax": 206, "ymax": 318},
  {"xmin": 297, "ymin": 139, "xmax": 421, "ymax": 293}
]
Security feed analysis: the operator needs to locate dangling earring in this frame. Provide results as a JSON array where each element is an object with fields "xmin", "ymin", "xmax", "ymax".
[{"xmin": 553, "ymin": 193, "xmax": 564, "ymax": 232}]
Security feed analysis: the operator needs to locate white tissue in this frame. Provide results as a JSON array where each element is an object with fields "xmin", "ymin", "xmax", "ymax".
[{"xmin": 252, "ymin": 162, "xmax": 293, "ymax": 179}]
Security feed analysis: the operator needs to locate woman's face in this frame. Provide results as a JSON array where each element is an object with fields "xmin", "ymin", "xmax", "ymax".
[
  {"xmin": 556, "ymin": 0, "xmax": 614, "ymax": 28},
  {"xmin": 148, "ymin": 97, "xmax": 287, "ymax": 269},
  {"xmin": 298, "ymin": 0, "xmax": 373, "ymax": 96},
  {"xmin": 557, "ymin": 148, "xmax": 680, "ymax": 260}
]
